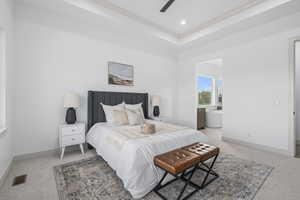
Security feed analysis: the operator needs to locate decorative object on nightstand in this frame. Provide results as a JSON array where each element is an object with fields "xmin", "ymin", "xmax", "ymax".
[
  {"xmin": 59, "ymin": 123, "xmax": 85, "ymax": 159},
  {"xmin": 64, "ymin": 93, "xmax": 80, "ymax": 124},
  {"xmin": 152, "ymin": 95, "xmax": 160, "ymax": 118}
]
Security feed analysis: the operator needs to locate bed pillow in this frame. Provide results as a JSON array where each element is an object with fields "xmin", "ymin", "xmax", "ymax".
[
  {"xmin": 125, "ymin": 103, "xmax": 145, "ymax": 120},
  {"xmin": 112, "ymin": 110, "xmax": 129, "ymax": 125},
  {"xmin": 101, "ymin": 102, "xmax": 125, "ymax": 124},
  {"xmin": 126, "ymin": 108, "xmax": 144, "ymax": 125}
]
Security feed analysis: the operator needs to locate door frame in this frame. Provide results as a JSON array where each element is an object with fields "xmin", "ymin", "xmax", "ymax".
[{"xmin": 288, "ymin": 37, "xmax": 300, "ymax": 157}]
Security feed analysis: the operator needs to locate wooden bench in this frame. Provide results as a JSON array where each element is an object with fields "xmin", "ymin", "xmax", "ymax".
[{"xmin": 153, "ymin": 143, "xmax": 220, "ymax": 200}]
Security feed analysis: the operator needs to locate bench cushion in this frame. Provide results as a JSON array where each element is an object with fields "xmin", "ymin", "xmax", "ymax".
[
  {"xmin": 184, "ymin": 143, "xmax": 219, "ymax": 160},
  {"xmin": 154, "ymin": 143, "xmax": 219, "ymax": 175}
]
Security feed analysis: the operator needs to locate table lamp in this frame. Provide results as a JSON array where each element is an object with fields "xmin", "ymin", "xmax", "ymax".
[
  {"xmin": 152, "ymin": 95, "xmax": 160, "ymax": 118},
  {"xmin": 64, "ymin": 93, "xmax": 80, "ymax": 124}
]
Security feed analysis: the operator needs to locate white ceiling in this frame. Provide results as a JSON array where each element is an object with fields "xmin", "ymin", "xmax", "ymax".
[
  {"xmin": 103, "ymin": 0, "xmax": 261, "ymax": 35},
  {"xmin": 16, "ymin": 0, "xmax": 300, "ymax": 47},
  {"xmin": 80, "ymin": 0, "xmax": 294, "ymax": 43}
]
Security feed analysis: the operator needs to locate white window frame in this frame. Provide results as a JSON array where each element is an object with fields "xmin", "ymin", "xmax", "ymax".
[
  {"xmin": 0, "ymin": 28, "xmax": 7, "ymax": 134},
  {"xmin": 215, "ymin": 79, "xmax": 223, "ymax": 105}
]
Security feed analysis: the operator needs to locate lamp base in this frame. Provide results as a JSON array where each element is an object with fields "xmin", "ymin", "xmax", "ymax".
[
  {"xmin": 65, "ymin": 108, "xmax": 76, "ymax": 124},
  {"xmin": 153, "ymin": 106, "xmax": 160, "ymax": 117}
]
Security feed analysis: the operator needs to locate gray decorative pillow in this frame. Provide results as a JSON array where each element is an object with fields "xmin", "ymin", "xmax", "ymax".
[{"xmin": 126, "ymin": 108, "xmax": 144, "ymax": 125}]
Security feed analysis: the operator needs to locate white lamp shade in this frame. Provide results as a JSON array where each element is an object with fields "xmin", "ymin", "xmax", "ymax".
[
  {"xmin": 64, "ymin": 93, "xmax": 80, "ymax": 108},
  {"xmin": 152, "ymin": 95, "xmax": 160, "ymax": 106}
]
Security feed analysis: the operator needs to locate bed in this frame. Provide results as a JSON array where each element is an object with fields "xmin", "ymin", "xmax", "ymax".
[{"xmin": 86, "ymin": 91, "xmax": 208, "ymax": 198}]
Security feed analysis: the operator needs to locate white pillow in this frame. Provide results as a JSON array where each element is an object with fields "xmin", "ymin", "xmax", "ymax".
[
  {"xmin": 126, "ymin": 108, "xmax": 144, "ymax": 125},
  {"xmin": 125, "ymin": 103, "xmax": 145, "ymax": 120},
  {"xmin": 101, "ymin": 102, "xmax": 125, "ymax": 124},
  {"xmin": 112, "ymin": 110, "xmax": 129, "ymax": 125}
]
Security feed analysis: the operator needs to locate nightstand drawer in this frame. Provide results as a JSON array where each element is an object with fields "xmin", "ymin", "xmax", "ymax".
[
  {"xmin": 61, "ymin": 135, "xmax": 84, "ymax": 146},
  {"xmin": 61, "ymin": 126, "xmax": 84, "ymax": 136}
]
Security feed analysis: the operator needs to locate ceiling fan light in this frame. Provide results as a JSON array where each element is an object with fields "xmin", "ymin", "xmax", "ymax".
[{"xmin": 180, "ymin": 19, "xmax": 187, "ymax": 25}]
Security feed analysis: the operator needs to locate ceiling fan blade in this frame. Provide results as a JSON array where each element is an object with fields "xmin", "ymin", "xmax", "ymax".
[{"xmin": 160, "ymin": 0, "xmax": 175, "ymax": 12}]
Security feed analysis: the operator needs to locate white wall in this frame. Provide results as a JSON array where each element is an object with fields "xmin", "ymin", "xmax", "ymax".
[
  {"xmin": 296, "ymin": 42, "xmax": 300, "ymax": 140},
  {"xmin": 13, "ymin": 13, "xmax": 176, "ymax": 155},
  {"xmin": 175, "ymin": 14, "xmax": 300, "ymax": 152},
  {"xmin": 196, "ymin": 62, "xmax": 222, "ymax": 80},
  {"xmin": 9, "ymin": 0, "xmax": 300, "ymax": 158},
  {"xmin": 16, "ymin": 2, "xmax": 178, "ymax": 60},
  {"xmin": 0, "ymin": 0, "xmax": 14, "ymax": 179}
]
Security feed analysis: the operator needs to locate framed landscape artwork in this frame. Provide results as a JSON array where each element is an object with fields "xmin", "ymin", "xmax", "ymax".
[{"xmin": 108, "ymin": 62, "xmax": 134, "ymax": 86}]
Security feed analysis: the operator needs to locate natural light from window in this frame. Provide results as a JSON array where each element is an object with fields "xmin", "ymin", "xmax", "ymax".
[
  {"xmin": 197, "ymin": 76, "xmax": 222, "ymax": 106},
  {"xmin": 197, "ymin": 76, "xmax": 213, "ymax": 106}
]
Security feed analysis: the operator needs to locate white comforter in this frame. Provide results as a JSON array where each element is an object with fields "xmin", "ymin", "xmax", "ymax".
[{"xmin": 86, "ymin": 120, "xmax": 208, "ymax": 199}]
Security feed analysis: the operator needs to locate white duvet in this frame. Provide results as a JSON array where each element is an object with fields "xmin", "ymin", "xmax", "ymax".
[{"xmin": 86, "ymin": 120, "xmax": 208, "ymax": 199}]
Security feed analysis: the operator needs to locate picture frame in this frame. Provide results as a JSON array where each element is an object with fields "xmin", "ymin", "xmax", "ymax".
[{"xmin": 108, "ymin": 62, "xmax": 134, "ymax": 86}]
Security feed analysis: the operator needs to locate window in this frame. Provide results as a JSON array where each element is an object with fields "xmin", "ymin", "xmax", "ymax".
[
  {"xmin": 197, "ymin": 76, "xmax": 223, "ymax": 106},
  {"xmin": 197, "ymin": 76, "xmax": 214, "ymax": 105},
  {"xmin": 0, "ymin": 29, "xmax": 6, "ymax": 132}
]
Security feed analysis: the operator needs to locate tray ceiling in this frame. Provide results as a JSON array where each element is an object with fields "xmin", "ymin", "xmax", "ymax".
[
  {"xmin": 17, "ymin": 0, "xmax": 296, "ymax": 45},
  {"xmin": 103, "ymin": 0, "xmax": 261, "ymax": 35}
]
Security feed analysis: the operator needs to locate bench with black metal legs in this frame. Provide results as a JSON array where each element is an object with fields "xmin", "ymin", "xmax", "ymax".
[{"xmin": 153, "ymin": 143, "xmax": 220, "ymax": 200}]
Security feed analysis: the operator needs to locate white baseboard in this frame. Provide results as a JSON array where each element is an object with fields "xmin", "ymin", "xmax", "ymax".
[
  {"xmin": 0, "ymin": 158, "xmax": 14, "ymax": 188},
  {"xmin": 0, "ymin": 145, "xmax": 89, "ymax": 188},
  {"xmin": 1, "ymin": 150, "xmax": 58, "ymax": 187},
  {"xmin": 14, "ymin": 145, "xmax": 85, "ymax": 161},
  {"xmin": 222, "ymin": 136, "xmax": 290, "ymax": 156},
  {"xmin": 2, "ymin": 137, "xmax": 290, "ymax": 187},
  {"xmin": 14, "ymin": 149, "xmax": 60, "ymax": 161}
]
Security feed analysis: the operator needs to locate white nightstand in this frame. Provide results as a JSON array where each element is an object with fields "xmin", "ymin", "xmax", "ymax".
[{"xmin": 59, "ymin": 123, "xmax": 85, "ymax": 159}]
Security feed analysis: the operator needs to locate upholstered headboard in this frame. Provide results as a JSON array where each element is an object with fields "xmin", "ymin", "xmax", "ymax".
[{"xmin": 87, "ymin": 91, "xmax": 149, "ymax": 131}]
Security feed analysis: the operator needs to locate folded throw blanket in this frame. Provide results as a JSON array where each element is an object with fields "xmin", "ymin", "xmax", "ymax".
[{"xmin": 105, "ymin": 120, "xmax": 188, "ymax": 150}]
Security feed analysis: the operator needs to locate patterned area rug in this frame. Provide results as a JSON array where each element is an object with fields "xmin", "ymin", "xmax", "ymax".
[{"xmin": 53, "ymin": 154, "xmax": 273, "ymax": 200}]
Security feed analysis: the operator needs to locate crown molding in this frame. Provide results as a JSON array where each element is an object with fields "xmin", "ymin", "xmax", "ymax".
[
  {"xmin": 64, "ymin": 0, "xmax": 293, "ymax": 45},
  {"xmin": 64, "ymin": 0, "xmax": 179, "ymax": 44},
  {"xmin": 179, "ymin": 0, "xmax": 292, "ymax": 44},
  {"xmin": 16, "ymin": 0, "xmax": 294, "ymax": 46}
]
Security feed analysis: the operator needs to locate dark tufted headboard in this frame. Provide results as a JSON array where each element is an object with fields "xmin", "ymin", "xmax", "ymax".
[{"xmin": 87, "ymin": 91, "xmax": 148, "ymax": 131}]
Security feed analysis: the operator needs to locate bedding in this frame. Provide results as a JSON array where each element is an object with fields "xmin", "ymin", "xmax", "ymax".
[
  {"xmin": 105, "ymin": 121, "xmax": 188, "ymax": 149},
  {"xmin": 87, "ymin": 120, "xmax": 208, "ymax": 199}
]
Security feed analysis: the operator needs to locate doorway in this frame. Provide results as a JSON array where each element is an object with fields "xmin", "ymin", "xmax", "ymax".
[
  {"xmin": 195, "ymin": 59, "xmax": 223, "ymax": 134},
  {"xmin": 295, "ymin": 41, "xmax": 300, "ymax": 157}
]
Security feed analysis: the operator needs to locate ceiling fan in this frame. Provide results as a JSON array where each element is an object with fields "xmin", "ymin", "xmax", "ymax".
[{"xmin": 160, "ymin": 0, "xmax": 175, "ymax": 12}]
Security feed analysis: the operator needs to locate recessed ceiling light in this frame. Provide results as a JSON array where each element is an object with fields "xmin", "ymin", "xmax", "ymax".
[{"xmin": 180, "ymin": 19, "xmax": 186, "ymax": 25}]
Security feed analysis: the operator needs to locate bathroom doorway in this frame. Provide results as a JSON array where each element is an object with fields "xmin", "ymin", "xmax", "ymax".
[{"xmin": 196, "ymin": 59, "xmax": 223, "ymax": 134}]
